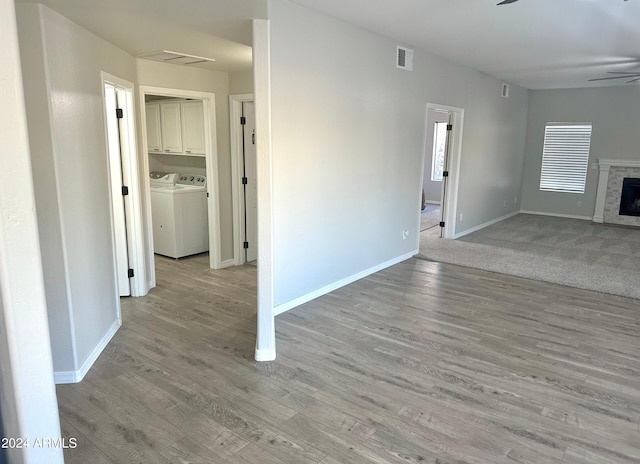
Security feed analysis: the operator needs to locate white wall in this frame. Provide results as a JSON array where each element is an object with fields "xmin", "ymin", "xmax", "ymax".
[
  {"xmin": 137, "ymin": 59, "xmax": 235, "ymax": 261},
  {"xmin": 229, "ymin": 70, "xmax": 254, "ymax": 94},
  {"xmin": 0, "ymin": 1, "xmax": 62, "ymax": 461},
  {"xmin": 268, "ymin": 0, "xmax": 529, "ymax": 307},
  {"xmin": 422, "ymin": 108, "xmax": 448, "ymax": 203},
  {"xmin": 521, "ymin": 86, "xmax": 640, "ymax": 217},
  {"xmin": 16, "ymin": 4, "xmax": 135, "ymax": 376}
]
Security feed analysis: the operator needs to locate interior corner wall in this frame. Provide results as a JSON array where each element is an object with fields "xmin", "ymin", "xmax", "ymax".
[
  {"xmin": 16, "ymin": 4, "xmax": 135, "ymax": 375},
  {"xmin": 267, "ymin": 0, "xmax": 529, "ymax": 307},
  {"xmin": 521, "ymin": 86, "xmax": 640, "ymax": 217},
  {"xmin": 229, "ymin": 70, "xmax": 255, "ymax": 94},
  {"xmin": 137, "ymin": 59, "xmax": 234, "ymax": 261},
  {"xmin": 15, "ymin": 3, "xmax": 74, "ymax": 373}
]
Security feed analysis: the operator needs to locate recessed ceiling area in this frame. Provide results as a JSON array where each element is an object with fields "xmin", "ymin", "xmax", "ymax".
[{"xmin": 15, "ymin": 0, "xmax": 267, "ymax": 72}]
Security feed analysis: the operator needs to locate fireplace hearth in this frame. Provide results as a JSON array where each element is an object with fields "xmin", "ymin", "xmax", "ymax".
[{"xmin": 619, "ymin": 178, "xmax": 640, "ymax": 217}]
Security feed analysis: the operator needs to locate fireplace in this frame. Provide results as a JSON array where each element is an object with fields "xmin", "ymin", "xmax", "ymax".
[{"xmin": 619, "ymin": 178, "xmax": 640, "ymax": 217}]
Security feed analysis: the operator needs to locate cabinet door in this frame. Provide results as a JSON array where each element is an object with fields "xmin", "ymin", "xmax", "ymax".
[
  {"xmin": 160, "ymin": 102, "xmax": 183, "ymax": 153},
  {"xmin": 145, "ymin": 103, "xmax": 162, "ymax": 153},
  {"xmin": 181, "ymin": 101, "xmax": 205, "ymax": 155}
]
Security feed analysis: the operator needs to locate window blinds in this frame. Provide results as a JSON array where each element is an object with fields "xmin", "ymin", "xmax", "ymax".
[{"xmin": 539, "ymin": 123, "xmax": 592, "ymax": 193}]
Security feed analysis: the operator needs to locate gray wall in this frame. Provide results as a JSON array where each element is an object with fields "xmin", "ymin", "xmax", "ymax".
[
  {"xmin": 521, "ymin": 86, "xmax": 640, "ymax": 217},
  {"xmin": 17, "ymin": 4, "xmax": 135, "ymax": 373},
  {"xmin": 268, "ymin": 0, "xmax": 529, "ymax": 306}
]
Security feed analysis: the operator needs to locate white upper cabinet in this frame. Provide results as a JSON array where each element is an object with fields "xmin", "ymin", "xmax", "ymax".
[
  {"xmin": 146, "ymin": 100, "xmax": 205, "ymax": 157},
  {"xmin": 160, "ymin": 102, "xmax": 183, "ymax": 154},
  {"xmin": 181, "ymin": 101, "xmax": 205, "ymax": 155},
  {"xmin": 145, "ymin": 103, "xmax": 162, "ymax": 153}
]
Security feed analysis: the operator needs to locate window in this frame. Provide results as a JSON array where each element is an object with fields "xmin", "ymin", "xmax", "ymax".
[
  {"xmin": 431, "ymin": 121, "xmax": 448, "ymax": 181},
  {"xmin": 539, "ymin": 123, "xmax": 592, "ymax": 193}
]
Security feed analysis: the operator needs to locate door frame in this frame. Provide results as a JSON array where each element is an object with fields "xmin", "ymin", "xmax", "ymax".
[
  {"xmin": 230, "ymin": 93, "xmax": 255, "ymax": 265},
  {"xmin": 138, "ymin": 86, "xmax": 221, "ymax": 282},
  {"xmin": 100, "ymin": 72, "xmax": 146, "ymax": 297},
  {"xmin": 421, "ymin": 102, "xmax": 465, "ymax": 240}
]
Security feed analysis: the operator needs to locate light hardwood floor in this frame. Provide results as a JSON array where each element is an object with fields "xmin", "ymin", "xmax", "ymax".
[{"xmin": 57, "ymin": 254, "xmax": 640, "ymax": 463}]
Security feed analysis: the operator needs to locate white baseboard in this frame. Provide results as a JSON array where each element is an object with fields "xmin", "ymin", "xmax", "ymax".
[
  {"xmin": 219, "ymin": 258, "xmax": 235, "ymax": 269},
  {"xmin": 254, "ymin": 347, "xmax": 276, "ymax": 362},
  {"xmin": 454, "ymin": 211, "xmax": 519, "ymax": 239},
  {"xmin": 54, "ymin": 318, "xmax": 121, "ymax": 384},
  {"xmin": 520, "ymin": 210, "xmax": 593, "ymax": 221},
  {"xmin": 274, "ymin": 250, "xmax": 418, "ymax": 317}
]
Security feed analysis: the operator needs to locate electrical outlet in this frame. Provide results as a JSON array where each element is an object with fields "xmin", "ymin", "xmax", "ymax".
[
  {"xmin": 503, "ymin": 200, "xmax": 507, "ymax": 207},
  {"xmin": 514, "ymin": 196, "xmax": 518, "ymax": 204},
  {"xmin": 402, "ymin": 230, "xmax": 409, "ymax": 240},
  {"xmin": 577, "ymin": 200, "xmax": 582, "ymax": 208},
  {"xmin": 459, "ymin": 213, "xmax": 463, "ymax": 222}
]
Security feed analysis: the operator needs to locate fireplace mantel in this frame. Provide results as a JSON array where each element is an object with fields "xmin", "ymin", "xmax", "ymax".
[{"xmin": 593, "ymin": 158, "xmax": 640, "ymax": 223}]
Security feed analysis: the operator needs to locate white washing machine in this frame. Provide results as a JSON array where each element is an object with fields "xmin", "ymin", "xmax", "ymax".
[{"xmin": 150, "ymin": 172, "xmax": 208, "ymax": 258}]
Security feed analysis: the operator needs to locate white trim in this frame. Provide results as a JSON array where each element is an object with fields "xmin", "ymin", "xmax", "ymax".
[
  {"xmin": 54, "ymin": 318, "xmax": 121, "ymax": 384},
  {"xmin": 593, "ymin": 158, "xmax": 640, "ymax": 223},
  {"xmin": 454, "ymin": 211, "xmax": 519, "ymax": 239},
  {"xmin": 230, "ymin": 93, "xmax": 255, "ymax": 266},
  {"xmin": 254, "ymin": 347, "xmax": 276, "ymax": 362},
  {"xmin": 274, "ymin": 250, "xmax": 417, "ymax": 316},
  {"xmin": 220, "ymin": 258, "xmax": 235, "ymax": 268},
  {"xmin": 519, "ymin": 210, "xmax": 593, "ymax": 221},
  {"xmin": 253, "ymin": 19, "xmax": 276, "ymax": 362},
  {"xmin": 423, "ymin": 200, "xmax": 441, "ymax": 205},
  {"xmin": 597, "ymin": 158, "xmax": 640, "ymax": 169},
  {"xmin": 138, "ymin": 86, "xmax": 221, "ymax": 276}
]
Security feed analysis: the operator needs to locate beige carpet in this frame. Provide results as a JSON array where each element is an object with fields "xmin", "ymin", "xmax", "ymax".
[
  {"xmin": 420, "ymin": 204, "xmax": 441, "ymax": 231},
  {"xmin": 419, "ymin": 213, "xmax": 640, "ymax": 300}
]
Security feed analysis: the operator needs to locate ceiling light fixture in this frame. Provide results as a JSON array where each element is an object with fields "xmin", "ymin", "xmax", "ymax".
[{"xmin": 138, "ymin": 50, "xmax": 216, "ymax": 66}]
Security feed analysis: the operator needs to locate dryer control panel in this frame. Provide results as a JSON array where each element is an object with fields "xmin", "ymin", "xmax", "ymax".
[{"xmin": 177, "ymin": 174, "xmax": 206, "ymax": 188}]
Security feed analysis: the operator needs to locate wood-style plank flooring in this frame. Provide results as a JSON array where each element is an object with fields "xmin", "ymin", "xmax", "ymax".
[{"xmin": 57, "ymin": 254, "xmax": 640, "ymax": 463}]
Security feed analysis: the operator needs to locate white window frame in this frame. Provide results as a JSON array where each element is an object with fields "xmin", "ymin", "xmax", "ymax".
[{"xmin": 539, "ymin": 122, "xmax": 592, "ymax": 194}]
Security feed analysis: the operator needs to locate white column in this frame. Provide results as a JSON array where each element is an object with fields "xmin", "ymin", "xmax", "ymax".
[
  {"xmin": 593, "ymin": 164, "xmax": 610, "ymax": 223},
  {"xmin": 253, "ymin": 19, "xmax": 276, "ymax": 362},
  {"xmin": 0, "ymin": 1, "xmax": 64, "ymax": 462}
]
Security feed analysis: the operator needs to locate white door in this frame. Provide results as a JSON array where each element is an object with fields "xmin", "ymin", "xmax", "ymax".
[
  {"xmin": 160, "ymin": 102, "xmax": 183, "ymax": 153},
  {"xmin": 104, "ymin": 84, "xmax": 131, "ymax": 296},
  {"xmin": 242, "ymin": 101, "xmax": 258, "ymax": 263}
]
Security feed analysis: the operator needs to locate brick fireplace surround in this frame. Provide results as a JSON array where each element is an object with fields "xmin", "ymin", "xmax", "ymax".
[{"xmin": 594, "ymin": 158, "xmax": 640, "ymax": 227}]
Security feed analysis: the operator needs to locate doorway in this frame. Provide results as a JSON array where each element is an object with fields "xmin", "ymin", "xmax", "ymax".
[
  {"xmin": 139, "ymin": 86, "xmax": 220, "ymax": 288},
  {"xmin": 419, "ymin": 103, "xmax": 465, "ymax": 241},
  {"xmin": 230, "ymin": 94, "xmax": 257, "ymax": 265},
  {"xmin": 101, "ymin": 72, "xmax": 145, "ymax": 298}
]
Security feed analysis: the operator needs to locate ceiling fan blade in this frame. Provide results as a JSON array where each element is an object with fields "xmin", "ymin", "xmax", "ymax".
[
  {"xmin": 588, "ymin": 75, "xmax": 637, "ymax": 81},
  {"xmin": 497, "ymin": 0, "xmax": 519, "ymax": 4},
  {"xmin": 626, "ymin": 77, "xmax": 640, "ymax": 83}
]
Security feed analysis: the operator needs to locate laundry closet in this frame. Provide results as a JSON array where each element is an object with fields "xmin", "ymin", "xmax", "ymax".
[{"xmin": 145, "ymin": 95, "xmax": 209, "ymax": 259}]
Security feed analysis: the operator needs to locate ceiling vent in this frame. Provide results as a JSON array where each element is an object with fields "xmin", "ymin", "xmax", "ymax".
[
  {"xmin": 138, "ymin": 50, "xmax": 216, "ymax": 66},
  {"xmin": 396, "ymin": 46, "xmax": 414, "ymax": 71},
  {"xmin": 501, "ymin": 83, "xmax": 510, "ymax": 98}
]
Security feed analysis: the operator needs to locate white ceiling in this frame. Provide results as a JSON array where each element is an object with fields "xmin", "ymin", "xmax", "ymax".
[
  {"xmin": 15, "ymin": 0, "xmax": 267, "ymax": 72},
  {"xmin": 15, "ymin": 0, "xmax": 640, "ymax": 88},
  {"xmin": 287, "ymin": 0, "xmax": 640, "ymax": 90}
]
